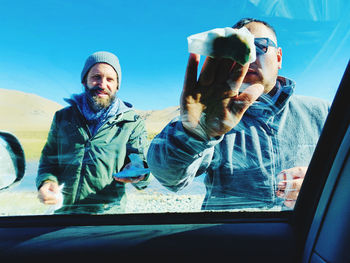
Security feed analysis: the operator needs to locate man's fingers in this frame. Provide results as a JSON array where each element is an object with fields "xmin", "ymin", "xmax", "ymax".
[
  {"xmin": 290, "ymin": 167, "xmax": 307, "ymax": 179},
  {"xmin": 198, "ymin": 56, "xmax": 220, "ymax": 86},
  {"xmin": 199, "ymin": 57, "xmax": 236, "ymax": 87},
  {"xmin": 181, "ymin": 53, "xmax": 201, "ymax": 114},
  {"xmin": 276, "ymin": 167, "xmax": 307, "ymax": 202},
  {"xmin": 38, "ymin": 181, "xmax": 60, "ymax": 205},
  {"xmin": 286, "ymin": 190, "xmax": 299, "ymax": 201},
  {"xmin": 279, "ymin": 166, "xmax": 308, "ymax": 180},
  {"xmin": 284, "ymin": 200, "xmax": 296, "ymax": 209},
  {"xmin": 277, "ymin": 181, "xmax": 287, "ymax": 191},
  {"xmin": 184, "ymin": 53, "xmax": 200, "ymax": 93},
  {"xmin": 38, "ymin": 191, "xmax": 59, "ymax": 205},
  {"xmin": 277, "ymin": 178, "xmax": 304, "ymax": 204},
  {"xmin": 114, "ymin": 175, "xmax": 145, "ymax": 183},
  {"xmin": 42, "ymin": 199, "xmax": 59, "ymax": 205},
  {"xmin": 49, "ymin": 183, "xmax": 59, "ymax": 194},
  {"xmin": 216, "ymin": 58, "xmax": 236, "ymax": 84},
  {"xmin": 225, "ymin": 62, "xmax": 249, "ymax": 93},
  {"xmin": 229, "ymin": 83, "xmax": 264, "ymax": 115},
  {"xmin": 41, "ymin": 180, "xmax": 59, "ymax": 193}
]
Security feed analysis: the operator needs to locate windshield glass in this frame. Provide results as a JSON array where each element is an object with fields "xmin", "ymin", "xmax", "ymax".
[{"xmin": 0, "ymin": 0, "xmax": 349, "ymax": 216}]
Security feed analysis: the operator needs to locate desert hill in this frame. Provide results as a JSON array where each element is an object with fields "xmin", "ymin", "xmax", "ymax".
[
  {"xmin": 135, "ymin": 106, "xmax": 179, "ymax": 135},
  {"xmin": 0, "ymin": 88, "xmax": 64, "ymax": 159},
  {"xmin": 0, "ymin": 88, "xmax": 63, "ymax": 131}
]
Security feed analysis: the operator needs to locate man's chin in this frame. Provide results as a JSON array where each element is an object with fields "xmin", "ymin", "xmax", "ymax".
[
  {"xmin": 90, "ymin": 94, "xmax": 116, "ymax": 110},
  {"xmin": 93, "ymin": 97, "xmax": 111, "ymax": 109},
  {"xmin": 241, "ymin": 79, "xmax": 263, "ymax": 89},
  {"xmin": 243, "ymin": 72, "xmax": 262, "ymax": 83}
]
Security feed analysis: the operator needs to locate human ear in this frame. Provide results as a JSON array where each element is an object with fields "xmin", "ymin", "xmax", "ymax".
[
  {"xmin": 277, "ymin": 47, "xmax": 282, "ymax": 69},
  {"xmin": 116, "ymin": 75, "xmax": 120, "ymax": 91}
]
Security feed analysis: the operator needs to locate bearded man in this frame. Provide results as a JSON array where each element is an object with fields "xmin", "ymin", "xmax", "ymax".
[{"xmin": 37, "ymin": 51, "xmax": 150, "ymax": 214}]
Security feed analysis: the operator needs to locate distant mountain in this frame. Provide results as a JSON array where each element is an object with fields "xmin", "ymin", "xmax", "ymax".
[
  {"xmin": 135, "ymin": 106, "xmax": 180, "ymax": 135},
  {"xmin": 0, "ymin": 88, "xmax": 63, "ymax": 131},
  {"xmin": 0, "ymin": 88, "xmax": 178, "ymax": 134}
]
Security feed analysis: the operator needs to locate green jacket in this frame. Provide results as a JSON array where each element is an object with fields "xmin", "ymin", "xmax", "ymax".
[{"xmin": 36, "ymin": 101, "xmax": 150, "ymax": 214}]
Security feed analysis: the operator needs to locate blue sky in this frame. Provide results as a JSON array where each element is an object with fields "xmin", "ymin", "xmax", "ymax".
[{"xmin": 1, "ymin": 0, "xmax": 349, "ymax": 110}]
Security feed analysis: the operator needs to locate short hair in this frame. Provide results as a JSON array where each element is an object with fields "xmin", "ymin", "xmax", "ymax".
[{"xmin": 232, "ymin": 18, "xmax": 277, "ymax": 39}]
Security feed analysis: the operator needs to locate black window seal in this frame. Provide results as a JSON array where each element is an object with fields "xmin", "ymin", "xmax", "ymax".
[{"xmin": 292, "ymin": 60, "xmax": 350, "ymax": 252}]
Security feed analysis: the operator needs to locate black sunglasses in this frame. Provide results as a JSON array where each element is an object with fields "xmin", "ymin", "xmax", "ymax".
[{"xmin": 254, "ymin": 38, "xmax": 277, "ymax": 55}]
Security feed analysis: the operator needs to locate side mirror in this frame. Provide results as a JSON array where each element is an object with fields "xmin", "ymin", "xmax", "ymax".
[{"xmin": 0, "ymin": 131, "xmax": 25, "ymax": 192}]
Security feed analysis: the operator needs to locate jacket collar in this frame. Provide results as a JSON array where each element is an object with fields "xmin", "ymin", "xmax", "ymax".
[
  {"xmin": 65, "ymin": 93, "xmax": 136, "ymax": 124},
  {"xmin": 245, "ymin": 76, "xmax": 295, "ymax": 119}
]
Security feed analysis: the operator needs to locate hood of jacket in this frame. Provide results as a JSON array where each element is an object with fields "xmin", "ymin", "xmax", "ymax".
[{"xmin": 245, "ymin": 76, "xmax": 295, "ymax": 121}]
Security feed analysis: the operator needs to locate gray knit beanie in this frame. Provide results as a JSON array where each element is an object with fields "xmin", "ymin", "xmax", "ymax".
[{"xmin": 81, "ymin": 51, "xmax": 122, "ymax": 86}]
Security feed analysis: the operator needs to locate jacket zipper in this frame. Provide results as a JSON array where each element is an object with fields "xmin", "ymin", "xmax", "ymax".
[
  {"xmin": 73, "ymin": 109, "xmax": 124, "ymax": 204},
  {"xmin": 73, "ymin": 105, "xmax": 92, "ymax": 204},
  {"xmin": 261, "ymin": 122, "xmax": 278, "ymax": 205}
]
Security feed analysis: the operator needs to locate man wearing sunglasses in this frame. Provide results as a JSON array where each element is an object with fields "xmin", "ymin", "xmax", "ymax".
[{"xmin": 147, "ymin": 18, "xmax": 330, "ymax": 210}]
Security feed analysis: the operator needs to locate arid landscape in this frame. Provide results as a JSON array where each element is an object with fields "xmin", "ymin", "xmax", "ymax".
[{"xmin": 1, "ymin": 88, "xmax": 63, "ymax": 160}]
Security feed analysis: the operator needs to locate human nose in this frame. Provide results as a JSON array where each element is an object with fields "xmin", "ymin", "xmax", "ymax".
[
  {"xmin": 96, "ymin": 77, "xmax": 108, "ymax": 89},
  {"xmin": 250, "ymin": 57, "xmax": 261, "ymax": 68}
]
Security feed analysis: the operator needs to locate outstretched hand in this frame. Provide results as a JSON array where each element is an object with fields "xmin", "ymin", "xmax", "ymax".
[
  {"xmin": 180, "ymin": 53, "xmax": 263, "ymax": 139},
  {"xmin": 114, "ymin": 162, "xmax": 146, "ymax": 183}
]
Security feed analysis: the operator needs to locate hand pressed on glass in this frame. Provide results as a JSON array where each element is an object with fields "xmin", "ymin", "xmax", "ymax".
[{"xmin": 180, "ymin": 53, "xmax": 264, "ymax": 139}]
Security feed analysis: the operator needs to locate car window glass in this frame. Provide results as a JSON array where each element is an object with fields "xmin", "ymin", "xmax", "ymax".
[{"xmin": 0, "ymin": 0, "xmax": 349, "ymax": 216}]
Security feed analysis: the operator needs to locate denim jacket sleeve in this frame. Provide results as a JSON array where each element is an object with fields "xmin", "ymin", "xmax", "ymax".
[{"xmin": 147, "ymin": 118, "xmax": 223, "ymax": 192}]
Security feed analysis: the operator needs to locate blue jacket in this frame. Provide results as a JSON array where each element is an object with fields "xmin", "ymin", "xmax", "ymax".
[{"xmin": 147, "ymin": 77, "xmax": 330, "ymax": 210}]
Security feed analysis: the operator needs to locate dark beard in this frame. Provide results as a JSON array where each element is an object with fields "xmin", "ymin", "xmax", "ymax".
[{"xmin": 85, "ymin": 86, "xmax": 116, "ymax": 111}]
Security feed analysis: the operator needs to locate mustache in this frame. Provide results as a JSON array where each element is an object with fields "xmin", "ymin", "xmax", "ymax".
[{"xmin": 86, "ymin": 86, "xmax": 111, "ymax": 96}]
